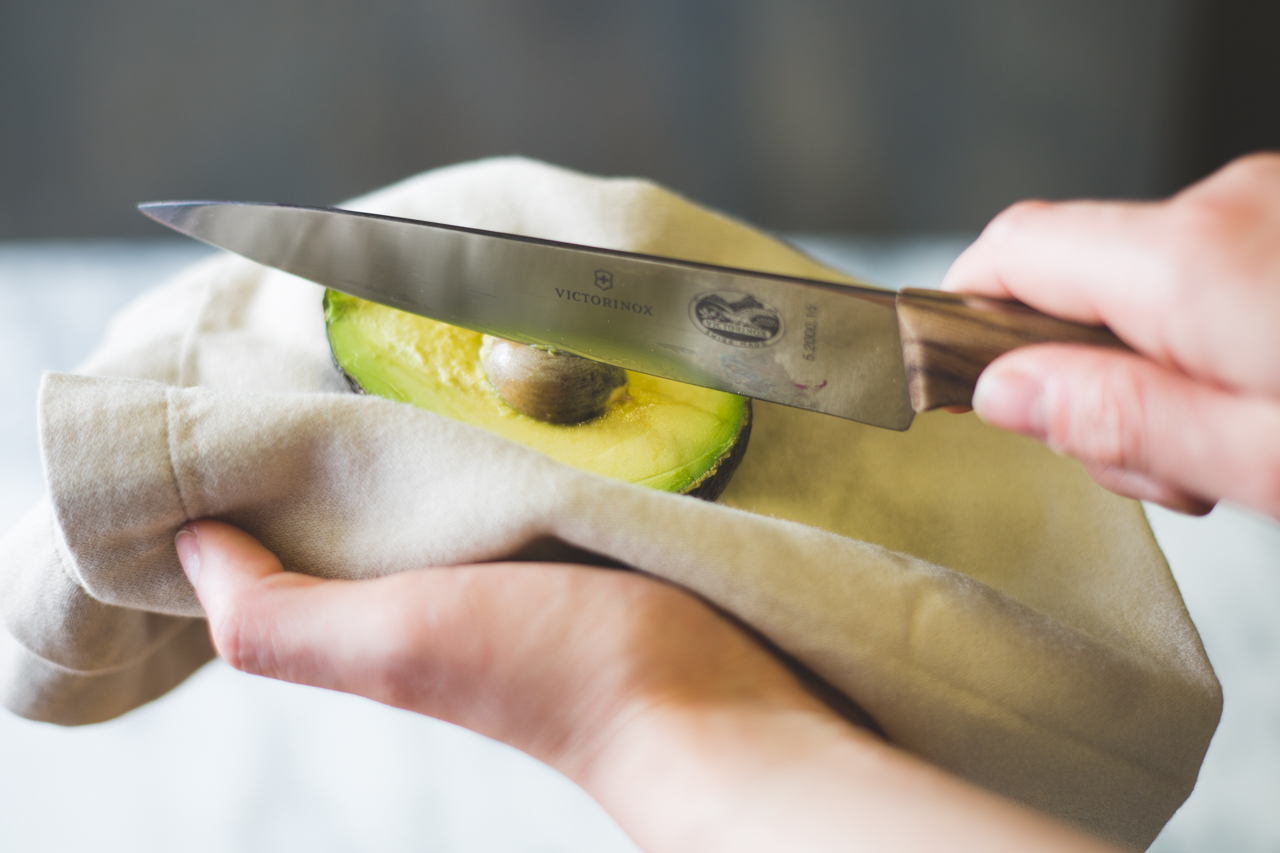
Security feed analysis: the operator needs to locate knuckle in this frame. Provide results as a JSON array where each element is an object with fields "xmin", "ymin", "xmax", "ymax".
[
  {"xmin": 1161, "ymin": 193, "xmax": 1254, "ymax": 295},
  {"xmin": 1045, "ymin": 356, "xmax": 1151, "ymax": 473},
  {"xmin": 206, "ymin": 613, "xmax": 245, "ymax": 671},
  {"xmin": 1219, "ymin": 152, "xmax": 1280, "ymax": 184},
  {"xmin": 1170, "ymin": 153, "xmax": 1280, "ymax": 244},
  {"xmin": 207, "ymin": 589, "xmax": 280, "ymax": 677},
  {"xmin": 376, "ymin": 624, "xmax": 444, "ymax": 708},
  {"xmin": 989, "ymin": 199, "xmax": 1051, "ymax": 238},
  {"xmin": 368, "ymin": 573, "xmax": 473, "ymax": 709},
  {"xmin": 1166, "ymin": 193, "xmax": 1238, "ymax": 255}
]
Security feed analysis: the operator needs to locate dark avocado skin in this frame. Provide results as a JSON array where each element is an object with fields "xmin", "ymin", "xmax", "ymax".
[
  {"xmin": 324, "ymin": 291, "xmax": 751, "ymax": 501},
  {"xmin": 681, "ymin": 403, "xmax": 752, "ymax": 501}
]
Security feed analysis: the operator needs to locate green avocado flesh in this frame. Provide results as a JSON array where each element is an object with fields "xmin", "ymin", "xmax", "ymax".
[{"xmin": 324, "ymin": 290, "xmax": 752, "ymax": 496}]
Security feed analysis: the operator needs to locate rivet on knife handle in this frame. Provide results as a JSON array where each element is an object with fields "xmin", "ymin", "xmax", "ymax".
[{"xmin": 895, "ymin": 288, "xmax": 1131, "ymax": 412}]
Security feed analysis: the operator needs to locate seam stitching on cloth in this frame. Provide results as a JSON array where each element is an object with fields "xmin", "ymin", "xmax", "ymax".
[
  {"xmin": 162, "ymin": 384, "xmax": 194, "ymax": 517},
  {"xmin": 842, "ymin": 598, "xmax": 1196, "ymax": 793},
  {"xmin": 897, "ymin": 658, "xmax": 1190, "ymax": 798},
  {"xmin": 4, "ymin": 618, "xmax": 199, "ymax": 678},
  {"xmin": 35, "ymin": 376, "xmax": 97, "ymax": 596},
  {"xmin": 11, "ymin": 619, "xmax": 196, "ymax": 677},
  {"xmin": 45, "ymin": 494, "xmax": 93, "ymax": 594},
  {"xmin": 164, "ymin": 388, "xmax": 194, "ymax": 522},
  {"xmin": 23, "ymin": 510, "xmax": 198, "ymax": 675},
  {"xmin": 898, "ymin": 587, "xmax": 1210, "ymax": 790},
  {"xmin": 820, "ymin": 635, "xmax": 1191, "ymax": 798},
  {"xmin": 554, "ymin": 500, "xmax": 1197, "ymax": 794}
]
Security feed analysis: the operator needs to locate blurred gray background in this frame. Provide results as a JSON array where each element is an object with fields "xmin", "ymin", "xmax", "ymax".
[
  {"xmin": 1, "ymin": 0, "xmax": 1277, "ymax": 239},
  {"xmin": 3, "ymin": 4, "xmax": 1280, "ymax": 852}
]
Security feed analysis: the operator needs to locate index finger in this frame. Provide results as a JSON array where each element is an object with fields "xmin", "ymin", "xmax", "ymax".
[
  {"xmin": 940, "ymin": 198, "xmax": 1169, "ymax": 335},
  {"xmin": 941, "ymin": 155, "xmax": 1280, "ymax": 396}
]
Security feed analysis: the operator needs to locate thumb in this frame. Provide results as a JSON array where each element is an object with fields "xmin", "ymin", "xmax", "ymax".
[
  {"xmin": 175, "ymin": 519, "xmax": 324, "ymax": 675},
  {"xmin": 973, "ymin": 344, "xmax": 1280, "ymax": 517}
]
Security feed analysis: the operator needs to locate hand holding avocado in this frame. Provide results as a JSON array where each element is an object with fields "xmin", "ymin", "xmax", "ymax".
[{"xmin": 175, "ymin": 519, "xmax": 1119, "ymax": 853}]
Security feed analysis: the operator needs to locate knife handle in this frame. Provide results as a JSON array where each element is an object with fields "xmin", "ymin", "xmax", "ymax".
[{"xmin": 895, "ymin": 288, "xmax": 1130, "ymax": 412}]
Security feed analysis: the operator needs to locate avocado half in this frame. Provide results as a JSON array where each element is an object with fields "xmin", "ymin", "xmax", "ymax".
[{"xmin": 324, "ymin": 291, "xmax": 752, "ymax": 499}]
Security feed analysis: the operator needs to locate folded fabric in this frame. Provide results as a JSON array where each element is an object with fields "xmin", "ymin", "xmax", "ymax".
[{"xmin": 0, "ymin": 158, "xmax": 1220, "ymax": 849}]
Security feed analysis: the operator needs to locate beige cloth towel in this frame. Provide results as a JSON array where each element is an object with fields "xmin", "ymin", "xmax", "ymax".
[{"xmin": 0, "ymin": 158, "xmax": 1219, "ymax": 849}]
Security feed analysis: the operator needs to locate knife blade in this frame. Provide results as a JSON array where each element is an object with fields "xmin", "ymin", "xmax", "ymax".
[{"xmin": 138, "ymin": 201, "xmax": 1126, "ymax": 430}]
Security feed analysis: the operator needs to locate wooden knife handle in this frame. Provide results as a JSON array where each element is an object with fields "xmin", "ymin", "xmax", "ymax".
[{"xmin": 895, "ymin": 288, "xmax": 1130, "ymax": 412}]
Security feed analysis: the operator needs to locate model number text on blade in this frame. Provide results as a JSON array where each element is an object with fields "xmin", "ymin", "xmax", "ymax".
[{"xmin": 803, "ymin": 304, "xmax": 819, "ymax": 361}]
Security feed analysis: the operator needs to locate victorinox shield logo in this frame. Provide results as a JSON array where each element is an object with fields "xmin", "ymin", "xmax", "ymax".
[
  {"xmin": 689, "ymin": 291, "xmax": 784, "ymax": 348},
  {"xmin": 594, "ymin": 269, "xmax": 614, "ymax": 291}
]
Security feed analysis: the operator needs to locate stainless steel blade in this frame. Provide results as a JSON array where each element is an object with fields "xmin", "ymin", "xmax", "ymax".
[{"xmin": 139, "ymin": 201, "xmax": 914, "ymax": 429}]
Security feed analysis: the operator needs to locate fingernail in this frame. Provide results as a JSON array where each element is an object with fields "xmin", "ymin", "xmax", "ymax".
[
  {"xmin": 175, "ymin": 526, "xmax": 201, "ymax": 587},
  {"xmin": 973, "ymin": 368, "xmax": 1047, "ymax": 439}
]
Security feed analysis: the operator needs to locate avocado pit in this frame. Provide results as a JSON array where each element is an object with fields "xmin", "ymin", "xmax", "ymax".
[{"xmin": 480, "ymin": 336, "xmax": 628, "ymax": 424}]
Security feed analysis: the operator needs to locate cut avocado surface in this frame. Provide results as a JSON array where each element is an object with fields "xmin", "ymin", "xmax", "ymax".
[{"xmin": 324, "ymin": 290, "xmax": 752, "ymax": 498}]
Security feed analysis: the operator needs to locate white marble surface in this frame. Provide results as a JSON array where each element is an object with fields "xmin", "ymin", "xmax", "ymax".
[{"xmin": 0, "ymin": 238, "xmax": 1276, "ymax": 851}]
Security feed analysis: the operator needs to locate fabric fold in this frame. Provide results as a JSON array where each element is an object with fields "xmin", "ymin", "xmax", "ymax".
[{"xmin": 29, "ymin": 369, "xmax": 1219, "ymax": 846}]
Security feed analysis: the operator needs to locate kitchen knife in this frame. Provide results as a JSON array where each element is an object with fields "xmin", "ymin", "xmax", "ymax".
[{"xmin": 139, "ymin": 201, "xmax": 1125, "ymax": 431}]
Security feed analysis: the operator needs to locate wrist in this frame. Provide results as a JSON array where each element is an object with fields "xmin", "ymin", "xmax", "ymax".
[
  {"xmin": 565, "ymin": 688, "xmax": 1119, "ymax": 853},
  {"xmin": 570, "ymin": 688, "xmax": 875, "ymax": 853}
]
